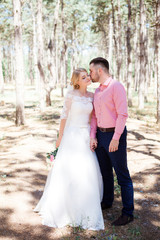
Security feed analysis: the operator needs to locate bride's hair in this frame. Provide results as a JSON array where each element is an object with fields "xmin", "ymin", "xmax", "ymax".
[{"xmin": 70, "ymin": 68, "xmax": 87, "ymax": 89}]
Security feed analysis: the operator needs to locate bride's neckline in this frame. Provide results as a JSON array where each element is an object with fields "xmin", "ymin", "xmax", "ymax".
[{"xmin": 74, "ymin": 90, "xmax": 92, "ymax": 98}]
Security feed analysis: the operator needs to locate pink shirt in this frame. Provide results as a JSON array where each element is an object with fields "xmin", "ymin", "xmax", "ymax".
[{"xmin": 90, "ymin": 77, "xmax": 128, "ymax": 141}]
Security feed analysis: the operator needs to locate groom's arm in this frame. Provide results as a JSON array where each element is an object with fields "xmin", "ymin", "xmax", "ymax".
[
  {"xmin": 109, "ymin": 82, "xmax": 128, "ymax": 152},
  {"xmin": 112, "ymin": 82, "xmax": 128, "ymax": 141}
]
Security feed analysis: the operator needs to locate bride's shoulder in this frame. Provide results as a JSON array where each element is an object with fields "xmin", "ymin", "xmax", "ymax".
[{"xmin": 65, "ymin": 88, "xmax": 75, "ymax": 98}]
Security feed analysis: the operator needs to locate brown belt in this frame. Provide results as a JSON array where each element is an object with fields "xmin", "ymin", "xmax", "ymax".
[{"xmin": 97, "ymin": 127, "xmax": 115, "ymax": 132}]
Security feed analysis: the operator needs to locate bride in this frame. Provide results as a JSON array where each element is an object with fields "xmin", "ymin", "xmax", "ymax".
[{"xmin": 34, "ymin": 68, "xmax": 104, "ymax": 230}]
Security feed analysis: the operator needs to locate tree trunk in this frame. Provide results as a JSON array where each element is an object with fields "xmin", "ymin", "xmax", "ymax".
[
  {"xmin": 11, "ymin": 39, "xmax": 14, "ymax": 83},
  {"xmin": 48, "ymin": 0, "xmax": 60, "ymax": 88},
  {"xmin": 46, "ymin": 91, "xmax": 51, "ymax": 106},
  {"xmin": 37, "ymin": 0, "xmax": 46, "ymax": 111},
  {"xmin": 117, "ymin": 0, "xmax": 122, "ymax": 81},
  {"xmin": 144, "ymin": 22, "xmax": 149, "ymax": 102},
  {"xmin": 139, "ymin": 0, "xmax": 146, "ymax": 109},
  {"xmin": 127, "ymin": 0, "xmax": 132, "ymax": 107},
  {"xmin": 134, "ymin": 2, "xmax": 139, "ymax": 92},
  {"xmin": 0, "ymin": 44, "xmax": 4, "ymax": 94},
  {"xmin": 111, "ymin": 0, "xmax": 118, "ymax": 78},
  {"xmin": 111, "ymin": 0, "xmax": 121, "ymax": 80},
  {"xmin": 60, "ymin": 0, "xmax": 67, "ymax": 97},
  {"xmin": 72, "ymin": 20, "xmax": 78, "ymax": 70},
  {"xmin": 29, "ymin": 47, "xmax": 34, "ymax": 85},
  {"xmin": 108, "ymin": 14, "xmax": 113, "ymax": 71},
  {"xmin": 156, "ymin": 0, "xmax": 160, "ymax": 123},
  {"xmin": 30, "ymin": 2, "xmax": 39, "ymax": 90},
  {"xmin": 2, "ymin": 47, "xmax": 7, "ymax": 83},
  {"xmin": 13, "ymin": 0, "xmax": 25, "ymax": 125}
]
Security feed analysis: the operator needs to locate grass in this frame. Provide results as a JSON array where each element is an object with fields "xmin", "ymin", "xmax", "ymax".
[
  {"xmin": 128, "ymin": 89, "xmax": 157, "ymax": 123},
  {"xmin": 114, "ymin": 176, "xmax": 121, "ymax": 197},
  {"xmin": 127, "ymin": 226, "xmax": 141, "ymax": 238}
]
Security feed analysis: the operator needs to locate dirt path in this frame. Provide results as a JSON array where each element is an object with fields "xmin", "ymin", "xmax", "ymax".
[{"xmin": 0, "ymin": 104, "xmax": 160, "ymax": 240}]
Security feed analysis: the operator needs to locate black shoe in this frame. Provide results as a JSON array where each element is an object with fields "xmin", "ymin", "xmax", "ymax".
[
  {"xmin": 101, "ymin": 202, "xmax": 112, "ymax": 210},
  {"xmin": 111, "ymin": 215, "xmax": 134, "ymax": 226}
]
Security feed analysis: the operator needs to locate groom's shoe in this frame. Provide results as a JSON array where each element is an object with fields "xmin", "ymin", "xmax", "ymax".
[
  {"xmin": 101, "ymin": 202, "xmax": 112, "ymax": 210},
  {"xmin": 111, "ymin": 215, "xmax": 134, "ymax": 226}
]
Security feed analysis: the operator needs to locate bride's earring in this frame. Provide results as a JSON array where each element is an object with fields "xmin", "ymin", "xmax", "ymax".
[{"xmin": 75, "ymin": 84, "xmax": 80, "ymax": 89}]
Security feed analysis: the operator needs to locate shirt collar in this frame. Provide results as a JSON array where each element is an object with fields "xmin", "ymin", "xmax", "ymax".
[{"xmin": 99, "ymin": 77, "xmax": 112, "ymax": 90}]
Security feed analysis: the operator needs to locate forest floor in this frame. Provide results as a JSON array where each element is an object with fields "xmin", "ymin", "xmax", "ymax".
[{"xmin": 0, "ymin": 87, "xmax": 160, "ymax": 240}]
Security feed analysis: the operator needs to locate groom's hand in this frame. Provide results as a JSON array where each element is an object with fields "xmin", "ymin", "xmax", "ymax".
[
  {"xmin": 109, "ymin": 139, "xmax": 119, "ymax": 152},
  {"xmin": 90, "ymin": 138, "xmax": 97, "ymax": 152}
]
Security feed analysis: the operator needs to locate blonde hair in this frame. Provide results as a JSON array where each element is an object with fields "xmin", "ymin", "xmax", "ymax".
[{"xmin": 70, "ymin": 68, "xmax": 87, "ymax": 89}]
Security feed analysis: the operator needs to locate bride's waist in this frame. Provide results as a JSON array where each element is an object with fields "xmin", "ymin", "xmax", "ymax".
[{"xmin": 67, "ymin": 123, "xmax": 90, "ymax": 128}]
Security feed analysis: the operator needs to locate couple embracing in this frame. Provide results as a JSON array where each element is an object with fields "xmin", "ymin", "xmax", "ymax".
[{"xmin": 34, "ymin": 57, "xmax": 134, "ymax": 230}]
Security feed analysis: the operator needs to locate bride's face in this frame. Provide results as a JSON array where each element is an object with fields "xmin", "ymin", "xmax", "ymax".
[{"xmin": 78, "ymin": 71, "xmax": 91, "ymax": 87}]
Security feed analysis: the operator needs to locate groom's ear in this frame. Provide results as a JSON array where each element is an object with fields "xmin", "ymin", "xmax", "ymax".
[{"xmin": 98, "ymin": 68, "xmax": 102, "ymax": 75}]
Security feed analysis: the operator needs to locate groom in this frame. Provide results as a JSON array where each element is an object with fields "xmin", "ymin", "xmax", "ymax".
[{"xmin": 89, "ymin": 57, "xmax": 134, "ymax": 226}]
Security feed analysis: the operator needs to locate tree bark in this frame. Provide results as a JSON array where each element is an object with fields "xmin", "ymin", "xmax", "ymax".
[
  {"xmin": 134, "ymin": 0, "xmax": 139, "ymax": 92},
  {"xmin": 117, "ymin": 0, "xmax": 122, "ymax": 81},
  {"xmin": 111, "ymin": 0, "xmax": 118, "ymax": 78},
  {"xmin": 46, "ymin": 90, "xmax": 52, "ymax": 106},
  {"xmin": 108, "ymin": 14, "xmax": 113, "ymax": 70},
  {"xmin": 127, "ymin": 0, "xmax": 132, "ymax": 107},
  {"xmin": 28, "ymin": 47, "xmax": 34, "ymax": 85},
  {"xmin": 29, "ymin": 2, "xmax": 39, "ymax": 90},
  {"xmin": 139, "ymin": 0, "xmax": 146, "ymax": 109},
  {"xmin": 156, "ymin": 0, "xmax": 160, "ymax": 123},
  {"xmin": 37, "ymin": 0, "xmax": 46, "ymax": 111},
  {"xmin": 13, "ymin": 0, "xmax": 25, "ymax": 125},
  {"xmin": 111, "ymin": 0, "xmax": 122, "ymax": 80},
  {"xmin": 0, "ymin": 44, "xmax": 4, "ymax": 94},
  {"xmin": 60, "ymin": 0, "xmax": 67, "ymax": 97},
  {"xmin": 48, "ymin": 0, "xmax": 60, "ymax": 88}
]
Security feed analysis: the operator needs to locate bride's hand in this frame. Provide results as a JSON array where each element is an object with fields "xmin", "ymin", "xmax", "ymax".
[{"xmin": 56, "ymin": 136, "xmax": 62, "ymax": 148}]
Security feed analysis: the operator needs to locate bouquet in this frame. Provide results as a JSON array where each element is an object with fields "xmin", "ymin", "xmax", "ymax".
[{"xmin": 46, "ymin": 148, "xmax": 58, "ymax": 169}]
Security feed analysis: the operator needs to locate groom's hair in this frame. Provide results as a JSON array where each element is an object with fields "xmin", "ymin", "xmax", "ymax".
[{"xmin": 90, "ymin": 57, "xmax": 109, "ymax": 72}]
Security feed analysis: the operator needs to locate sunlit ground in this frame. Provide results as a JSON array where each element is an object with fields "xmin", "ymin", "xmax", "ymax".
[{"xmin": 0, "ymin": 85, "xmax": 160, "ymax": 240}]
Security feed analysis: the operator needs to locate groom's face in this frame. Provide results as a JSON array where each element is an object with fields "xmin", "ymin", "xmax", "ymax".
[{"xmin": 89, "ymin": 64, "xmax": 100, "ymax": 83}]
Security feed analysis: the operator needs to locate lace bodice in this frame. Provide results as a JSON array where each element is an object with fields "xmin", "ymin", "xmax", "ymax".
[{"xmin": 61, "ymin": 89, "xmax": 93, "ymax": 127}]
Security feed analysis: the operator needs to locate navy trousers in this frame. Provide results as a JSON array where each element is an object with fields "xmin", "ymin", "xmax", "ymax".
[{"xmin": 96, "ymin": 127, "xmax": 134, "ymax": 217}]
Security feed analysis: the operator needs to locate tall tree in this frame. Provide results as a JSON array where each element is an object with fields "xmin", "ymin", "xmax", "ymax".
[
  {"xmin": 60, "ymin": 0, "xmax": 67, "ymax": 97},
  {"xmin": 133, "ymin": 0, "xmax": 139, "ymax": 91},
  {"xmin": 111, "ymin": 0, "xmax": 118, "ymax": 78},
  {"xmin": 127, "ymin": 0, "xmax": 132, "ymax": 107},
  {"xmin": 139, "ymin": 0, "xmax": 147, "ymax": 109},
  {"xmin": 108, "ymin": 14, "xmax": 113, "ymax": 68},
  {"xmin": 29, "ymin": 2, "xmax": 39, "ymax": 90},
  {"xmin": 13, "ymin": 0, "xmax": 25, "ymax": 125},
  {"xmin": 116, "ymin": 0, "xmax": 122, "ymax": 81},
  {"xmin": 156, "ymin": 0, "xmax": 160, "ymax": 123},
  {"xmin": 37, "ymin": 0, "xmax": 46, "ymax": 110},
  {"xmin": 47, "ymin": 0, "xmax": 60, "ymax": 86},
  {"xmin": 0, "ymin": 43, "xmax": 4, "ymax": 94}
]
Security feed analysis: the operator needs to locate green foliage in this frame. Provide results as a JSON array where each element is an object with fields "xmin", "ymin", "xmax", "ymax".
[
  {"xmin": 127, "ymin": 226, "xmax": 141, "ymax": 237},
  {"xmin": 114, "ymin": 176, "xmax": 121, "ymax": 196}
]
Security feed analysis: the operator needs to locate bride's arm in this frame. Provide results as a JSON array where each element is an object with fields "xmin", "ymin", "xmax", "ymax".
[
  {"xmin": 56, "ymin": 90, "xmax": 73, "ymax": 148},
  {"xmin": 56, "ymin": 119, "xmax": 66, "ymax": 148}
]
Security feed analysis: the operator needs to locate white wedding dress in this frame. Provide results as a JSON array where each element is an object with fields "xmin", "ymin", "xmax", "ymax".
[{"xmin": 34, "ymin": 88, "xmax": 104, "ymax": 230}]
